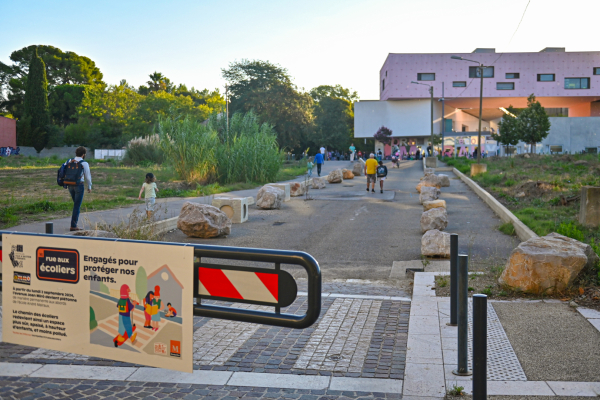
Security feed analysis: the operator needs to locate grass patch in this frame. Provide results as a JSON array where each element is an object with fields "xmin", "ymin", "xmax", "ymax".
[{"xmin": 498, "ymin": 222, "xmax": 516, "ymax": 236}]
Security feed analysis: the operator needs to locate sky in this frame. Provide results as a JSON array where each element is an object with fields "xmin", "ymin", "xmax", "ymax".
[{"xmin": 1, "ymin": 0, "xmax": 598, "ymax": 100}]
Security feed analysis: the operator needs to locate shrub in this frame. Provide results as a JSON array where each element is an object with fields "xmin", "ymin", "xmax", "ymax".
[
  {"xmin": 504, "ymin": 179, "xmax": 516, "ymax": 187},
  {"xmin": 477, "ymin": 172, "xmax": 503, "ymax": 186},
  {"xmin": 123, "ymin": 134, "xmax": 165, "ymax": 165},
  {"xmin": 556, "ymin": 221, "xmax": 585, "ymax": 242}
]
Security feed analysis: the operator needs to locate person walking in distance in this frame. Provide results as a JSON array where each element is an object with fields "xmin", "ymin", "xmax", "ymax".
[
  {"xmin": 364, "ymin": 153, "xmax": 378, "ymax": 193},
  {"xmin": 138, "ymin": 172, "xmax": 159, "ymax": 218},
  {"xmin": 349, "ymin": 143, "xmax": 356, "ymax": 162},
  {"xmin": 319, "ymin": 146, "xmax": 326, "ymax": 163},
  {"xmin": 314, "ymin": 151, "xmax": 324, "ymax": 177},
  {"xmin": 62, "ymin": 146, "xmax": 92, "ymax": 231},
  {"xmin": 376, "ymin": 160, "xmax": 388, "ymax": 193}
]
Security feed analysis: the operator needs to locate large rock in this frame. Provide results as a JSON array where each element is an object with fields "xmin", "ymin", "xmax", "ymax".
[
  {"xmin": 423, "ymin": 200, "xmax": 446, "ymax": 211},
  {"xmin": 342, "ymin": 169, "xmax": 354, "ymax": 179},
  {"xmin": 416, "ymin": 174, "xmax": 442, "ymax": 193},
  {"xmin": 327, "ymin": 169, "xmax": 344, "ymax": 183},
  {"xmin": 498, "ymin": 233, "xmax": 590, "ymax": 294},
  {"xmin": 438, "ymin": 174, "xmax": 450, "ymax": 187},
  {"xmin": 256, "ymin": 185, "xmax": 284, "ymax": 209},
  {"xmin": 420, "ymin": 186, "xmax": 440, "ymax": 204},
  {"xmin": 424, "ymin": 168, "xmax": 435, "ymax": 175},
  {"xmin": 312, "ymin": 177, "xmax": 327, "ymax": 189},
  {"xmin": 546, "ymin": 232, "xmax": 600, "ymax": 276},
  {"xmin": 290, "ymin": 182, "xmax": 307, "ymax": 197},
  {"xmin": 421, "ymin": 207, "xmax": 448, "ymax": 233},
  {"xmin": 177, "ymin": 202, "xmax": 231, "ymax": 238},
  {"xmin": 352, "ymin": 163, "xmax": 363, "ymax": 176},
  {"xmin": 421, "ymin": 229, "xmax": 451, "ymax": 257}
]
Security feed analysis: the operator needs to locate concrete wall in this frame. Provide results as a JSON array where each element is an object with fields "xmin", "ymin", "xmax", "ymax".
[
  {"xmin": 15, "ymin": 146, "xmax": 93, "ymax": 159},
  {"xmin": 0, "ymin": 116, "xmax": 17, "ymax": 148}
]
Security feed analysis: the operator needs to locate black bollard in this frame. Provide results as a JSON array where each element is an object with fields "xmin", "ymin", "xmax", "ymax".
[
  {"xmin": 473, "ymin": 294, "xmax": 488, "ymax": 399},
  {"xmin": 453, "ymin": 254, "xmax": 472, "ymax": 376},
  {"xmin": 45, "ymin": 222, "xmax": 54, "ymax": 234},
  {"xmin": 449, "ymin": 234, "xmax": 458, "ymax": 326}
]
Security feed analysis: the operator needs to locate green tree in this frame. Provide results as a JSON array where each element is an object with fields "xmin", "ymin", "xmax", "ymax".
[
  {"xmin": 222, "ymin": 59, "xmax": 314, "ymax": 150},
  {"xmin": 518, "ymin": 94, "xmax": 551, "ymax": 154},
  {"xmin": 49, "ymin": 84, "xmax": 86, "ymax": 126},
  {"xmin": 309, "ymin": 85, "xmax": 354, "ymax": 150},
  {"xmin": 135, "ymin": 267, "xmax": 148, "ymax": 300},
  {"xmin": 309, "ymin": 84, "xmax": 359, "ymax": 103},
  {"xmin": 493, "ymin": 106, "xmax": 520, "ymax": 155},
  {"xmin": 139, "ymin": 72, "xmax": 174, "ymax": 94},
  {"xmin": 20, "ymin": 47, "xmax": 50, "ymax": 152}
]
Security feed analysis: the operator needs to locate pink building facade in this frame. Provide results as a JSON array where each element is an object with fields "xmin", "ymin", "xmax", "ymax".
[
  {"xmin": 355, "ymin": 48, "xmax": 600, "ymax": 155},
  {"xmin": 0, "ymin": 116, "xmax": 17, "ymax": 149}
]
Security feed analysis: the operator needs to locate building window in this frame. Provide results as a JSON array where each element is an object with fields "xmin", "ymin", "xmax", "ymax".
[
  {"xmin": 537, "ymin": 74, "xmax": 555, "ymax": 82},
  {"xmin": 505, "ymin": 73, "xmax": 520, "ymax": 79},
  {"xmin": 549, "ymin": 145, "xmax": 563, "ymax": 154},
  {"xmin": 594, "ymin": 67, "xmax": 600, "ymax": 75},
  {"xmin": 385, "ymin": 71, "xmax": 387, "ymax": 77},
  {"xmin": 469, "ymin": 66, "xmax": 494, "ymax": 78},
  {"xmin": 564, "ymin": 77, "xmax": 590, "ymax": 89},
  {"xmin": 496, "ymin": 82, "xmax": 515, "ymax": 90},
  {"xmin": 444, "ymin": 119, "xmax": 453, "ymax": 132},
  {"xmin": 453, "ymin": 81, "xmax": 466, "ymax": 87},
  {"xmin": 417, "ymin": 73, "xmax": 435, "ymax": 81},
  {"xmin": 382, "ymin": 79, "xmax": 385, "ymax": 91},
  {"xmin": 585, "ymin": 147, "xmax": 598, "ymax": 154}
]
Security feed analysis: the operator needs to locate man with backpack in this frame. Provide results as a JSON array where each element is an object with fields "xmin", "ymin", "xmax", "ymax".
[{"xmin": 59, "ymin": 146, "xmax": 92, "ymax": 231}]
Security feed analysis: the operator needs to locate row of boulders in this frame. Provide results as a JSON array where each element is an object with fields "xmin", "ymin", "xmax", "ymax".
[
  {"xmin": 290, "ymin": 167, "xmax": 357, "ymax": 197},
  {"xmin": 419, "ymin": 168, "xmax": 452, "ymax": 257}
]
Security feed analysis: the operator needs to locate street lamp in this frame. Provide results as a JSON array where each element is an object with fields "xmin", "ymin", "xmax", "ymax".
[
  {"xmin": 451, "ymin": 56, "xmax": 485, "ymax": 165},
  {"xmin": 410, "ymin": 81, "xmax": 434, "ymax": 163}
]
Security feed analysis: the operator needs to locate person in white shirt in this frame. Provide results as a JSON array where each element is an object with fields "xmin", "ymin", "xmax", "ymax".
[
  {"xmin": 320, "ymin": 146, "xmax": 326, "ymax": 163},
  {"xmin": 68, "ymin": 146, "xmax": 92, "ymax": 231}
]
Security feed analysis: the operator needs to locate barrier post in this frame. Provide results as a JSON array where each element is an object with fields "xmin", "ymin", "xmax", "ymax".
[
  {"xmin": 473, "ymin": 294, "xmax": 488, "ymax": 399},
  {"xmin": 453, "ymin": 254, "xmax": 472, "ymax": 376},
  {"xmin": 45, "ymin": 222, "xmax": 54, "ymax": 234},
  {"xmin": 449, "ymin": 233, "xmax": 458, "ymax": 326}
]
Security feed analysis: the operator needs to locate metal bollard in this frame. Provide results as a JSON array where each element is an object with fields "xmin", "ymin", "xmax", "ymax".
[
  {"xmin": 453, "ymin": 254, "xmax": 472, "ymax": 376},
  {"xmin": 448, "ymin": 233, "xmax": 458, "ymax": 326},
  {"xmin": 473, "ymin": 294, "xmax": 488, "ymax": 399},
  {"xmin": 45, "ymin": 222, "xmax": 54, "ymax": 234}
]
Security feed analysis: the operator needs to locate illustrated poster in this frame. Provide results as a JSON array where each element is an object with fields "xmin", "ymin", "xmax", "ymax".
[{"xmin": 2, "ymin": 233, "xmax": 194, "ymax": 372}]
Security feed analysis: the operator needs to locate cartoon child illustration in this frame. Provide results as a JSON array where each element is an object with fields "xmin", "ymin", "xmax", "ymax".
[
  {"xmin": 164, "ymin": 302, "xmax": 177, "ymax": 318},
  {"xmin": 114, "ymin": 284, "xmax": 139, "ymax": 347},
  {"xmin": 143, "ymin": 291, "xmax": 154, "ymax": 329},
  {"xmin": 151, "ymin": 285, "xmax": 164, "ymax": 331}
]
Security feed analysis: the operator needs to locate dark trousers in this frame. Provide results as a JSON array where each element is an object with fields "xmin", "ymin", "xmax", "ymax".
[
  {"xmin": 317, "ymin": 163, "xmax": 322, "ymax": 176},
  {"xmin": 68, "ymin": 184, "xmax": 85, "ymax": 228}
]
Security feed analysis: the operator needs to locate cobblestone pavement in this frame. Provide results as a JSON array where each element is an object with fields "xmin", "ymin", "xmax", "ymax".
[
  {"xmin": 297, "ymin": 280, "xmax": 409, "ymax": 298},
  {"xmin": 0, "ymin": 377, "xmax": 403, "ymax": 400}
]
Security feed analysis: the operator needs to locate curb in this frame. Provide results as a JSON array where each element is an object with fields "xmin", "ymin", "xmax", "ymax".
[{"xmin": 452, "ymin": 168, "xmax": 537, "ymax": 242}]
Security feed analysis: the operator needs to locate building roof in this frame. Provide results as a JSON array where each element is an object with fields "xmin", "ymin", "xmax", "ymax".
[{"xmin": 147, "ymin": 264, "xmax": 185, "ymax": 289}]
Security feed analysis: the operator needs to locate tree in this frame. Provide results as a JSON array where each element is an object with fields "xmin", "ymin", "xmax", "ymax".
[
  {"xmin": 518, "ymin": 94, "xmax": 551, "ymax": 154},
  {"xmin": 493, "ymin": 106, "xmax": 520, "ymax": 155},
  {"xmin": 373, "ymin": 126, "xmax": 393, "ymax": 145},
  {"xmin": 135, "ymin": 267, "xmax": 148, "ymax": 300},
  {"xmin": 140, "ymin": 72, "xmax": 174, "ymax": 94},
  {"xmin": 309, "ymin": 85, "xmax": 354, "ymax": 150},
  {"xmin": 49, "ymin": 84, "xmax": 86, "ymax": 126},
  {"xmin": 222, "ymin": 59, "xmax": 314, "ymax": 150},
  {"xmin": 20, "ymin": 47, "xmax": 50, "ymax": 152},
  {"xmin": 310, "ymin": 84, "xmax": 359, "ymax": 103}
]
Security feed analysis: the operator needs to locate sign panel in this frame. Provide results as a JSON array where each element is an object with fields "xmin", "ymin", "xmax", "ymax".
[{"xmin": 2, "ymin": 234, "xmax": 194, "ymax": 372}]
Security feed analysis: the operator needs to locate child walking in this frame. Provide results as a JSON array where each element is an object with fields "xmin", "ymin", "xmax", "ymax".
[
  {"xmin": 138, "ymin": 173, "xmax": 159, "ymax": 218},
  {"xmin": 307, "ymin": 157, "xmax": 314, "ymax": 177},
  {"xmin": 376, "ymin": 160, "xmax": 388, "ymax": 194}
]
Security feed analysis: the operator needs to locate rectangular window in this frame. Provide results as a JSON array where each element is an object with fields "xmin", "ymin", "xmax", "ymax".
[
  {"xmin": 382, "ymin": 79, "xmax": 385, "ymax": 91},
  {"xmin": 469, "ymin": 66, "xmax": 494, "ymax": 78},
  {"xmin": 505, "ymin": 73, "xmax": 520, "ymax": 79},
  {"xmin": 452, "ymin": 81, "xmax": 466, "ymax": 87},
  {"xmin": 594, "ymin": 67, "xmax": 600, "ymax": 75},
  {"xmin": 585, "ymin": 147, "xmax": 598, "ymax": 154},
  {"xmin": 496, "ymin": 82, "xmax": 515, "ymax": 90},
  {"xmin": 417, "ymin": 73, "xmax": 435, "ymax": 81},
  {"xmin": 549, "ymin": 145, "xmax": 563, "ymax": 154},
  {"xmin": 564, "ymin": 77, "xmax": 590, "ymax": 89},
  {"xmin": 537, "ymin": 74, "xmax": 555, "ymax": 82}
]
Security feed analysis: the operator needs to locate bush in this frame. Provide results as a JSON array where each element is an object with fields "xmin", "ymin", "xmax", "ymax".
[
  {"xmin": 123, "ymin": 135, "xmax": 164, "ymax": 165},
  {"xmin": 477, "ymin": 172, "xmax": 503, "ymax": 186},
  {"xmin": 556, "ymin": 221, "xmax": 585, "ymax": 242}
]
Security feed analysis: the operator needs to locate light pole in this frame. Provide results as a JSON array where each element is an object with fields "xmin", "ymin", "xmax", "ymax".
[
  {"xmin": 411, "ymin": 81, "xmax": 434, "ymax": 162},
  {"xmin": 451, "ymin": 55, "xmax": 485, "ymax": 165}
]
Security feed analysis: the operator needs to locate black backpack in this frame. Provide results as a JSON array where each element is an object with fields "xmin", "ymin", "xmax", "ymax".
[
  {"xmin": 59, "ymin": 159, "xmax": 84, "ymax": 186},
  {"xmin": 377, "ymin": 166, "xmax": 387, "ymax": 177}
]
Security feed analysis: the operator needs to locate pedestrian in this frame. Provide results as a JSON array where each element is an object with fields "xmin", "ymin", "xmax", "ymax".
[
  {"xmin": 358, "ymin": 150, "xmax": 363, "ymax": 160},
  {"xmin": 349, "ymin": 143, "xmax": 356, "ymax": 162},
  {"xmin": 320, "ymin": 146, "xmax": 326, "ymax": 163},
  {"xmin": 62, "ymin": 146, "xmax": 92, "ymax": 231},
  {"xmin": 307, "ymin": 157, "xmax": 314, "ymax": 177},
  {"xmin": 416, "ymin": 148, "xmax": 421, "ymax": 160},
  {"xmin": 138, "ymin": 172, "xmax": 159, "ymax": 218},
  {"xmin": 377, "ymin": 149, "xmax": 383, "ymax": 162},
  {"xmin": 364, "ymin": 153, "xmax": 378, "ymax": 193},
  {"xmin": 314, "ymin": 151, "xmax": 324, "ymax": 177},
  {"xmin": 427, "ymin": 143, "xmax": 432, "ymax": 157},
  {"xmin": 376, "ymin": 160, "xmax": 388, "ymax": 193}
]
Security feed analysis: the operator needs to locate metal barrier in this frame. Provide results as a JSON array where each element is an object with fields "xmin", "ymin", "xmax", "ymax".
[{"xmin": 0, "ymin": 231, "xmax": 322, "ymax": 329}]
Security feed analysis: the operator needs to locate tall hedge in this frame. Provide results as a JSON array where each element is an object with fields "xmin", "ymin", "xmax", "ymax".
[{"xmin": 20, "ymin": 47, "xmax": 50, "ymax": 152}]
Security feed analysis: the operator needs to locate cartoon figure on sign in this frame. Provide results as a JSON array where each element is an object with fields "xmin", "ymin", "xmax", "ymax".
[
  {"xmin": 143, "ymin": 291, "xmax": 154, "ymax": 329},
  {"xmin": 151, "ymin": 285, "xmax": 164, "ymax": 331},
  {"xmin": 164, "ymin": 302, "xmax": 177, "ymax": 318},
  {"xmin": 114, "ymin": 284, "xmax": 139, "ymax": 347}
]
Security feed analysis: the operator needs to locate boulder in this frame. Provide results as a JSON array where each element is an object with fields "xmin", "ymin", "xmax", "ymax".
[
  {"xmin": 290, "ymin": 182, "xmax": 306, "ymax": 197},
  {"xmin": 546, "ymin": 232, "xmax": 600, "ymax": 276},
  {"xmin": 352, "ymin": 163, "xmax": 363, "ymax": 176},
  {"xmin": 177, "ymin": 202, "xmax": 231, "ymax": 238},
  {"xmin": 423, "ymin": 200, "xmax": 446, "ymax": 211},
  {"xmin": 70, "ymin": 230, "xmax": 118, "ymax": 238},
  {"xmin": 438, "ymin": 174, "xmax": 450, "ymax": 187},
  {"xmin": 498, "ymin": 233, "xmax": 590, "ymax": 294},
  {"xmin": 421, "ymin": 207, "xmax": 448, "ymax": 233},
  {"xmin": 419, "ymin": 186, "xmax": 440, "ymax": 204},
  {"xmin": 327, "ymin": 169, "xmax": 344, "ymax": 183},
  {"xmin": 421, "ymin": 229, "xmax": 451, "ymax": 257},
  {"xmin": 256, "ymin": 185, "xmax": 284, "ymax": 209},
  {"xmin": 312, "ymin": 177, "xmax": 327, "ymax": 189},
  {"xmin": 416, "ymin": 174, "xmax": 442, "ymax": 193},
  {"xmin": 424, "ymin": 168, "xmax": 435, "ymax": 175},
  {"xmin": 342, "ymin": 169, "xmax": 354, "ymax": 179}
]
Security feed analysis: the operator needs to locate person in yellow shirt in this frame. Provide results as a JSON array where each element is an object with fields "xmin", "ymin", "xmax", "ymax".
[{"xmin": 364, "ymin": 153, "xmax": 379, "ymax": 193}]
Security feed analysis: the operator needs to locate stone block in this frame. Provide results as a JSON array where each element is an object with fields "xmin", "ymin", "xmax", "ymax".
[
  {"xmin": 423, "ymin": 200, "xmax": 446, "ymax": 211},
  {"xmin": 266, "ymin": 183, "xmax": 291, "ymax": 201},
  {"xmin": 470, "ymin": 163, "xmax": 487, "ymax": 176},
  {"xmin": 425, "ymin": 157, "xmax": 437, "ymax": 168},
  {"xmin": 579, "ymin": 186, "xmax": 600, "ymax": 228},
  {"xmin": 212, "ymin": 197, "xmax": 249, "ymax": 223}
]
